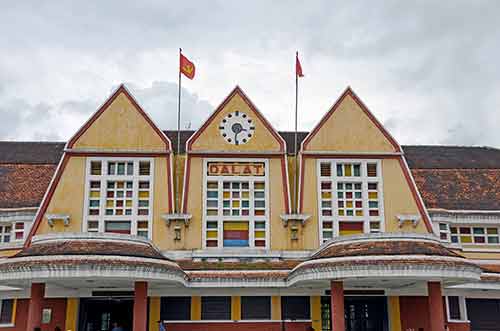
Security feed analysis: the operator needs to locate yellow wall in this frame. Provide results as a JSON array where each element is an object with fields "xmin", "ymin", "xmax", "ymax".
[
  {"xmin": 190, "ymin": 92, "xmax": 282, "ymax": 152},
  {"xmin": 152, "ymin": 157, "xmax": 175, "ymax": 250},
  {"xmin": 149, "ymin": 297, "xmax": 161, "ymax": 331},
  {"xmin": 305, "ymin": 93, "xmax": 396, "ymax": 153},
  {"xmin": 388, "ymin": 296, "xmax": 402, "ymax": 331},
  {"xmin": 191, "ymin": 296, "xmax": 201, "ymax": 320},
  {"xmin": 37, "ymin": 157, "xmax": 86, "ymax": 235},
  {"xmin": 72, "ymin": 92, "xmax": 167, "ymax": 151},
  {"xmin": 65, "ymin": 298, "xmax": 78, "ymax": 331},
  {"xmin": 231, "ymin": 296, "xmax": 241, "ymax": 320},
  {"xmin": 271, "ymin": 296, "xmax": 281, "ymax": 320},
  {"xmin": 0, "ymin": 249, "xmax": 21, "ymax": 257},
  {"xmin": 310, "ymin": 296, "xmax": 322, "ymax": 331}
]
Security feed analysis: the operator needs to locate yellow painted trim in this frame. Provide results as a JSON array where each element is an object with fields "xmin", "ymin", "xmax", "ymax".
[
  {"xmin": 149, "ymin": 297, "xmax": 161, "ymax": 331},
  {"xmin": 10, "ymin": 299, "xmax": 17, "ymax": 325},
  {"xmin": 388, "ymin": 296, "xmax": 402, "ymax": 331},
  {"xmin": 191, "ymin": 296, "xmax": 201, "ymax": 320},
  {"xmin": 271, "ymin": 296, "xmax": 281, "ymax": 320},
  {"xmin": 310, "ymin": 296, "xmax": 322, "ymax": 331},
  {"xmin": 231, "ymin": 296, "xmax": 241, "ymax": 320},
  {"xmin": 65, "ymin": 298, "xmax": 79, "ymax": 331}
]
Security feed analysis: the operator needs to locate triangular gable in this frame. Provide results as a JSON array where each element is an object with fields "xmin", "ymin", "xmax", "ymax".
[
  {"xmin": 67, "ymin": 84, "xmax": 171, "ymax": 152},
  {"xmin": 301, "ymin": 87, "xmax": 401, "ymax": 153},
  {"xmin": 187, "ymin": 86, "xmax": 286, "ymax": 153}
]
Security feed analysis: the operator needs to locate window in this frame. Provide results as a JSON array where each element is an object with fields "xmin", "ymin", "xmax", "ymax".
[
  {"xmin": 450, "ymin": 226, "xmax": 500, "ymax": 245},
  {"xmin": 241, "ymin": 296, "xmax": 271, "ymax": 320},
  {"xmin": 201, "ymin": 297, "xmax": 231, "ymax": 320},
  {"xmin": 318, "ymin": 160, "xmax": 384, "ymax": 243},
  {"xmin": 0, "ymin": 299, "xmax": 13, "ymax": 325},
  {"xmin": 0, "ymin": 226, "xmax": 11, "ymax": 243},
  {"xmin": 204, "ymin": 160, "xmax": 268, "ymax": 249},
  {"xmin": 84, "ymin": 158, "xmax": 154, "ymax": 238},
  {"xmin": 281, "ymin": 296, "xmax": 310, "ymax": 320},
  {"xmin": 439, "ymin": 223, "xmax": 450, "ymax": 242},
  {"xmin": 446, "ymin": 296, "xmax": 467, "ymax": 322},
  {"xmin": 160, "ymin": 297, "xmax": 191, "ymax": 321}
]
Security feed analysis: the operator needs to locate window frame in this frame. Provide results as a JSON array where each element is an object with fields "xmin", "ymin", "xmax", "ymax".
[
  {"xmin": 0, "ymin": 299, "xmax": 14, "ymax": 327},
  {"xmin": 281, "ymin": 296, "xmax": 311, "ymax": 321},
  {"xmin": 445, "ymin": 296, "xmax": 468, "ymax": 322},
  {"xmin": 202, "ymin": 158, "xmax": 270, "ymax": 249},
  {"xmin": 83, "ymin": 157, "xmax": 154, "ymax": 238},
  {"xmin": 241, "ymin": 296, "xmax": 271, "ymax": 320},
  {"xmin": 160, "ymin": 297, "xmax": 191, "ymax": 321},
  {"xmin": 201, "ymin": 296, "xmax": 231, "ymax": 320},
  {"xmin": 317, "ymin": 159, "xmax": 385, "ymax": 243},
  {"xmin": 450, "ymin": 225, "xmax": 500, "ymax": 245}
]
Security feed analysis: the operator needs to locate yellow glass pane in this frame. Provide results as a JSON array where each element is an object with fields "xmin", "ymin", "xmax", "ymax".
[
  {"xmin": 255, "ymin": 231, "xmax": 265, "ymax": 238},
  {"xmin": 322, "ymin": 192, "xmax": 332, "ymax": 199},
  {"xmin": 340, "ymin": 229, "xmax": 363, "ymax": 236},
  {"xmin": 232, "ymin": 201, "xmax": 240, "ymax": 208},
  {"xmin": 117, "ymin": 182, "xmax": 124, "ymax": 189},
  {"xmin": 223, "ymin": 192, "xmax": 230, "ymax": 199},
  {"xmin": 338, "ymin": 210, "xmax": 345, "ymax": 216},
  {"xmin": 138, "ymin": 221, "xmax": 148, "ymax": 229},
  {"xmin": 207, "ymin": 210, "xmax": 217, "ymax": 216},
  {"xmin": 207, "ymin": 230, "xmax": 218, "ymax": 238},
  {"xmin": 344, "ymin": 164, "xmax": 352, "ymax": 177},
  {"xmin": 355, "ymin": 210, "xmax": 363, "ymax": 216},
  {"xmin": 346, "ymin": 201, "xmax": 353, "ymax": 208},
  {"xmin": 207, "ymin": 182, "xmax": 218, "ymax": 189},
  {"xmin": 224, "ymin": 222, "xmax": 249, "ymax": 231},
  {"xmin": 126, "ymin": 200, "xmax": 132, "ymax": 207},
  {"xmin": 242, "ymin": 192, "xmax": 249, "ymax": 198},
  {"xmin": 139, "ymin": 191, "xmax": 149, "ymax": 198},
  {"xmin": 487, "ymin": 228, "xmax": 498, "ymax": 235},
  {"xmin": 90, "ymin": 191, "xmax": 100, "ymax": 198},
  {"xmin": 368, "ymin": 192, "xmax": 378, "ymax": 199},
  {"xmin": 254, "ymin": 183, "xmax": 265, "ymax": 190},
  {"xmin": 461, "ymin": 236, "xmax": 472, "ymax": 243},
  {"xmin": 106, "ymin": 200, "xmax": 113, "ymax": 207}
]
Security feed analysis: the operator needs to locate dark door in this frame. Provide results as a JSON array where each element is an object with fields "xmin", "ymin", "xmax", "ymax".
[
  {"xmin": 320, "ymin": 296, "xmax": 388, "ymax": 331},
  {"xmin": 79, "ymin": 298, "xmax": 134, "ymax": 331},
  {"xmin": 466, "ymin": 299, "xmax": 500, "ymax": 331}
]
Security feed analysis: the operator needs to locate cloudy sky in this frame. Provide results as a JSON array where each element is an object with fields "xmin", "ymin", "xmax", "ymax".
[{"xmin": 1, "ymin": 1, "xmax": 500, "ymax": 147}]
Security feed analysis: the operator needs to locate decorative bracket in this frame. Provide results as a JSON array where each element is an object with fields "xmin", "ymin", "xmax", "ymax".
[
  {"xmin": 280, "ymin": 214, "xmax": 311, "ymax": 227},
  {"xmin": 396, "ymin": 214, "xmax": 421, "ymax": 228},
  {"xmin": 45, "ymin": 214, "xmax": 70, "ymax": 227},
  {"xmin": 161, "ymin": 213, "xmax": 192, "ymax": 227}
]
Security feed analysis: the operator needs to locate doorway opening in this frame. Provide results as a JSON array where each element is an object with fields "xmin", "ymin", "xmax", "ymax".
[{"xmin": 79, "ymin": 298, "xmax": 134, "ymax": 331}]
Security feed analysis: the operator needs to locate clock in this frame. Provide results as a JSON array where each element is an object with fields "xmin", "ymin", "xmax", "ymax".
[{"xmin": 219, "ymin": 111, "xmax": 255, "ymax": 145}]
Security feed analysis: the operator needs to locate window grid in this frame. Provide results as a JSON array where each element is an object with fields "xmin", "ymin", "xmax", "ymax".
[
  {"xmin": 439, "ymin": 223, "xmax": 450, "ymax": 242},
  {"xmin": 203, "ymin": 160, "xmax": 268, "ymax": 249},
  {"xmin": 450, "ymin": 226, "xmax": 500, "ymax": 245},
  {"xmin": 0, "ymin": 226, "xmax": 11, "ymax": 243},
  {"xmin": 84, "ymin": 158, "xmax": 154, "ymax": 239},
  {"xmin": 318, "ymin": 160, "xmax": 384, "ymax": 243}
]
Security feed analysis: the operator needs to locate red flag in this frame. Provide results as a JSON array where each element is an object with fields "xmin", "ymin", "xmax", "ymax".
[
  {"xmin": 180, "ymin": 53, "xmax": 195, "ymax": 80},
  {"xmin": 296, "ymin": 52, "xmax": 304, "ymax": 78}
]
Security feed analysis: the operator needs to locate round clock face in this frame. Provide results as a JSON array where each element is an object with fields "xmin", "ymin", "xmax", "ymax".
[{"xmin": 219, "ymin": 111, "xmax": 255, "ymax": 145}]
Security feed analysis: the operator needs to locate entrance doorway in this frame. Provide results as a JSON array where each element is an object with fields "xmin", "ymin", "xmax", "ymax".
[
  {"xmin": 320, "ymin": 296, "xmax": 388, "ymax": 331},
  {"xmin": 79, "ymin": 298, "xmax": 134, "ymax": 331}
]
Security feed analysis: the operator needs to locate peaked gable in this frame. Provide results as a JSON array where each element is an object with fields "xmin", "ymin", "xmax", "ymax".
[
  {"xmin": 302, "ymin": 87, "xmax": 401, "ymax": 153},
  {"xmin": 187, "ymin": 86, "xmax": 285, "ymax": 153},
  {"xmin": 68, "ymin": 84, "xmax": 171, "ymax": 152}
]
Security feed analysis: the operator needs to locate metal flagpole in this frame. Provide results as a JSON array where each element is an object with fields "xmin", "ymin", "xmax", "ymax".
[
  {"xmin": 176, "ymin": 48, "xmax": 182, "ymax": 213},
  {"xmin": 294, "ymin": 51, "xmax": 299, "ymax": 214}
]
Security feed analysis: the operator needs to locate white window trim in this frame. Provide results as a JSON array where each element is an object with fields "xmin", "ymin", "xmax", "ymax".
[
  {"xmin": 449, "ymin": 225, "xmax": 500, "ymax": 246},
  {"xmin": 83, "ymin": 157, "xmax": 154, "ymax": 239},
  {"xmin": 445, "ymin": 296, "xmax": 469, "ymax": 323},
  {"xmin": 202, "ymin": 158, "xmax": 270, "ymax": 249},
  {"xmin": 317, "ymin": 159, "xmax": 385, "ymax": 243},
  {"xmin": 438, "ymin": 222, "xmax": 451, "ymax": 243}
]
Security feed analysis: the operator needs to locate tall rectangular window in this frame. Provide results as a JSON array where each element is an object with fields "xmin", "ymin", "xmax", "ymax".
[
  {"xmin": 201, "ymin": 297, "xmax": 231, "ymax": 320},
  {"xmin": 241, "ymin": 296, "xmax": 271, "ymax": 320},
  {"xmin": 84, "ymin": 158, "xmax": 154, "ymax": 238},
  {"xmin": 281, "ymin": 296, "xmax": 310, "ymax": 320},
  {"xmin": 160, "ymin": 297, "xmax": 191, "ymax": 321},
  {"xmin": 0, "ymin": 299, "xmax": 13, "ymax": 325},
  {"xmin": 203, "ymin": 160, "xmax": 268, "ymax": 249},
  {"xmin": 317, "ymin": 160, "xmax": 384, "ymax": 243}
]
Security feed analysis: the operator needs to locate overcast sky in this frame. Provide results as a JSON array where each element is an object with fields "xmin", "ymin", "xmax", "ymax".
[{"xmin": 1, "ymin": 1, "xmax": 500, "ymax": 147}]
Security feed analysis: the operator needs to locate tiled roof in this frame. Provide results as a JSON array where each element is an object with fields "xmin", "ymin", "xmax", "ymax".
[
  {"xmin": 1, "ymin": 136, "xmax": 499, "ymax": 211},
  {"xmin": 0, "ymin": 164, "xmax": 57, "ymax": 208}
]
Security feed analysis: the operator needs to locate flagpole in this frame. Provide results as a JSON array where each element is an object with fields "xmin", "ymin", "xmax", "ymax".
[
  {"xmin": 176, "ymin": 47, "xmax": 182, "ymax": 213},
  {"xmin": 294, "ymin": 51, "xmax": 299, "ymax": 214}
]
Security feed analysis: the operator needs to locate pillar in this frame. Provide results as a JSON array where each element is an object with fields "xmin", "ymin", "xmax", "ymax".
[
  {"xmin": 387, "ymin": 296, "xmax": 402, "ymax": 331},
  {"xmin": 231, "ymin": 296, "xmax": 241, "ymax": 320},
  {"xmin": 133, "ymin": 281, "xmax": 148, "ymax": 331},
  {"xmin": 149, "ymin": 297, "xmax": 161, "ymax": 331},
  {"xmin": 271, "ymin": 296, "xmax": 281, "ymax": 320},
  {"xmin": 191, "ymin": 296, "xmax": 201, "ymax": 320},
  {"xmin": 331, "ymin": 281, "xmax": 345, "ymax": 331},
  {"xmin": 428, "ymin": 281, "xmax": 445, "ymax": 331},
  {"xmin": 26, "ymin": 283, "xmax": 45, "ymax": 331},
  {"xmin": 310, "ymin": 296, "xmax": 322, "ymax": 331},
  {"xmin": 65, "ymin": 298, "xmax": 79, "ymax": 331}
]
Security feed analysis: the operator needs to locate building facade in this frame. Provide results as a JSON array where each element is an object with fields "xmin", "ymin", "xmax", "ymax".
[{"xmin": 0, "ymin": 85, "xmax": 499, "ymax": 331}]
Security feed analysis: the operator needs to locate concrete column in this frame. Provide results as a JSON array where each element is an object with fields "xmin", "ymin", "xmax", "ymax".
[
  {"xmin": 133, "ymin": 281, "xmax": 148, "ymax": 331},
  {"xmin": 331, "ymin": 281, "xmax": 345, "ymax": 331},
  {"xmin": 26, "ymin": 283, "xmax": 45, "ymax": 331},
  {"xmin": 428, "ymin": 281, "xmax": 445, "ymax": 331}
]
